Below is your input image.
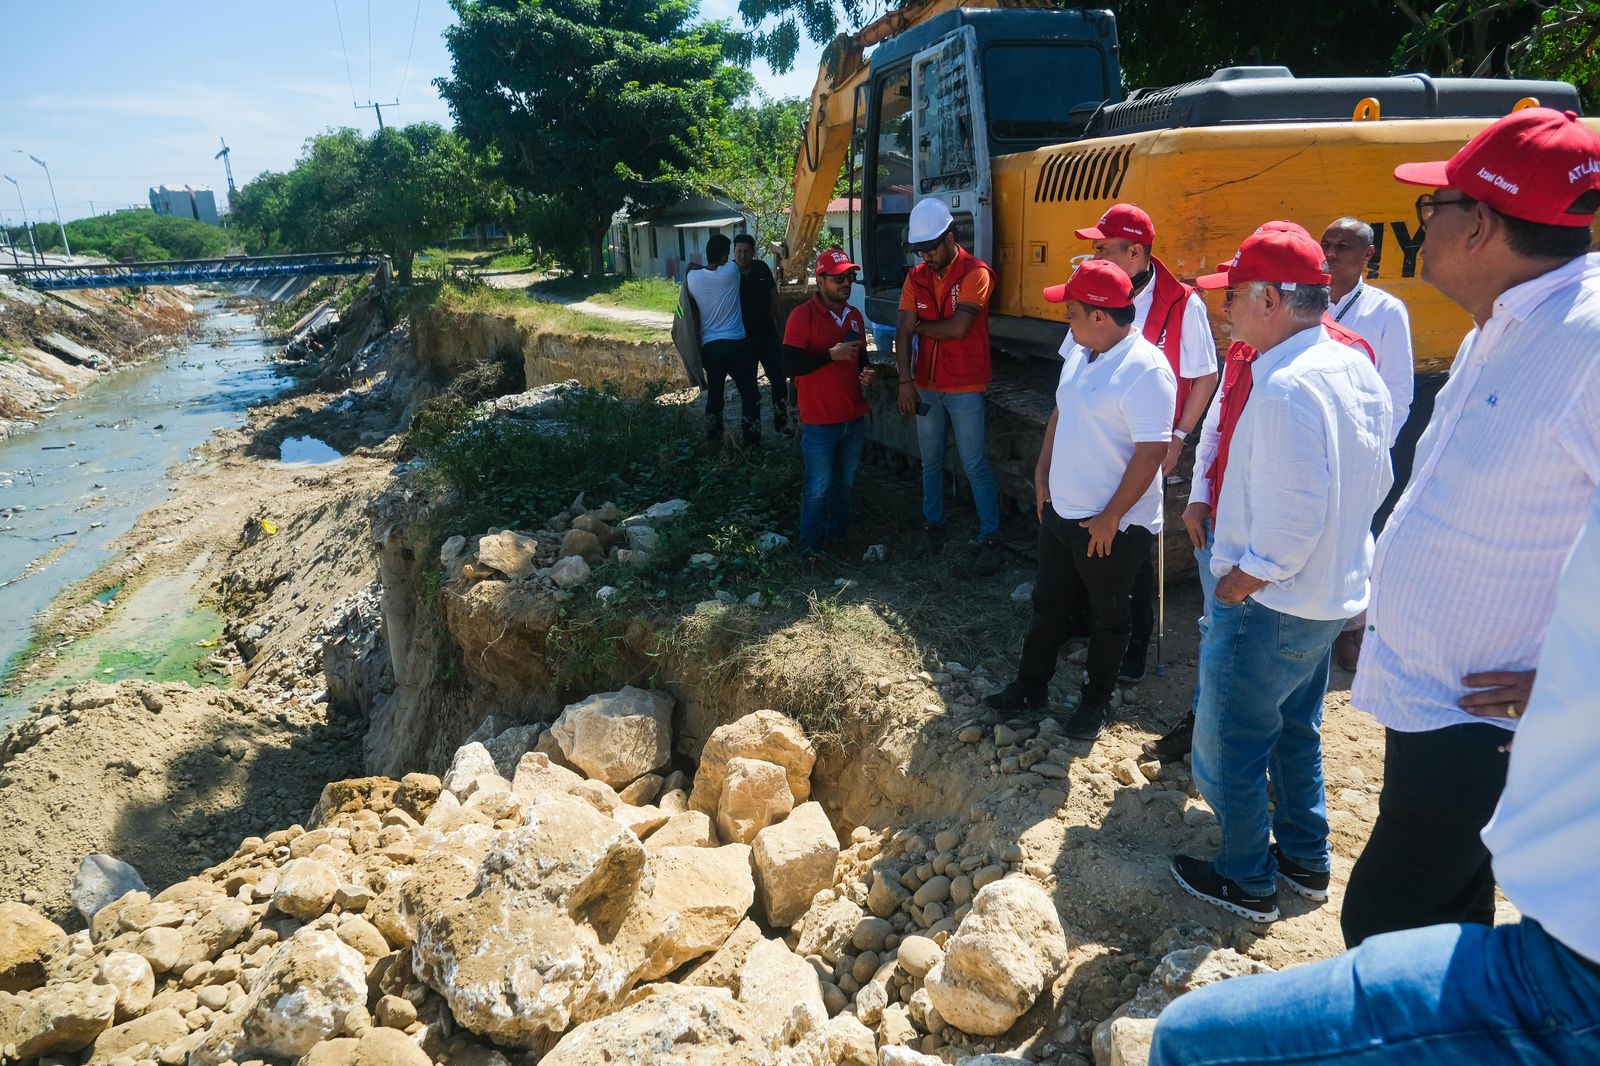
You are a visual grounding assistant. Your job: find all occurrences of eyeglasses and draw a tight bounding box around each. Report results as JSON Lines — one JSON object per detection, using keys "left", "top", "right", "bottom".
{"left": 1222, "top": 288, "right": 1240, "bottom": 307}
{"left": 822, "top": 271, "right": 857, "bottom": 284}
{"left": 1415, "top": 193, "right": 1478, "bottom": 227}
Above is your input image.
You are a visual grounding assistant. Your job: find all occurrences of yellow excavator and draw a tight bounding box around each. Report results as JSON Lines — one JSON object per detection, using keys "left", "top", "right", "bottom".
{"left": 779, "top": 0, "right": 1590, "bottom": 372}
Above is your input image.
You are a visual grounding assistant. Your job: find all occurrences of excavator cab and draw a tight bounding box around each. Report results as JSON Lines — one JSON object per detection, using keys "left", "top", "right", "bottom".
{"left": 858, "top": 8, "right": 1121, "bottom": 327}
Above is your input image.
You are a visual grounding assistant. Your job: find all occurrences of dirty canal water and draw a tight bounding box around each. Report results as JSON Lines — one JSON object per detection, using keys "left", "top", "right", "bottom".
{"left": 278, "top": 435, "right": 344, "bottom": 465}
{"left": 0, "top": 302, "right": 287, "bottom": 730}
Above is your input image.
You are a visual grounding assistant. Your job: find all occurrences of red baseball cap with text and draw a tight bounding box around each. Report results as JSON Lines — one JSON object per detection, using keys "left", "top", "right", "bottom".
{"left": 1394, "top": 107, "right": 1600, "bottom": 227}
{"left": 1195, "top": 229, "right": 1331, "bottom": 290}
{"left": 1044, "top": 259, "right": 1135, "bottom": 307}
{"left": 1075, "top": 203, "right": 1155, "bottom": 245}
{"left": 815, "top": 249, "right": 860, "bottom": 276}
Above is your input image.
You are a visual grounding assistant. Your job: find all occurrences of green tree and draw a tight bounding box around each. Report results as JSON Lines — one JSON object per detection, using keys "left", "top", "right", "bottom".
{"left": 61, "top": 209, "right": 233, "bottom": 262}
{"left": 701, "top": 95, "right": 808, "bottom": 250}
{"left": 438, "top": 0, "right": 752, "bottom": 276}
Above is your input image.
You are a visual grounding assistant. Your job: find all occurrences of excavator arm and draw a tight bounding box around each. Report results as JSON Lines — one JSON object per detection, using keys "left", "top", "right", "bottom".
{"left": 777, "top": 0, "right": 1014, "bottom": 283}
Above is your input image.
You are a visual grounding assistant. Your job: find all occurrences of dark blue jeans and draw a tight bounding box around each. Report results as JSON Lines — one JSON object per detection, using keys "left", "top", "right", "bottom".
{"left": 1193, "top": 594, "right": 1344, "bottom": 894}
{"left": 798, "top": 417, "right": 866, "bottom": 554}
{"left": 1152, "top": 918, "right": 1600, "bottom": 1064}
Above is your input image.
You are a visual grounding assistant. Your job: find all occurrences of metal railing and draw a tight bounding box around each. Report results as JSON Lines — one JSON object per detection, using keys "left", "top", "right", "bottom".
{"left": 0, "top": 252, "right": 385, "bottom": 291}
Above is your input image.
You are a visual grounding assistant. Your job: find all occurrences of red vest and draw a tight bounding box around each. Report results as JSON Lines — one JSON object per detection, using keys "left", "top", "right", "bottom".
{"left": 1140, "top": 257, "right": 1196, "bottom": 419}
{"left": 785, "top": 297, "right": 869, "bottom": 426}
{"left": 907, "top": 247, "right": 993, "bottom": 391}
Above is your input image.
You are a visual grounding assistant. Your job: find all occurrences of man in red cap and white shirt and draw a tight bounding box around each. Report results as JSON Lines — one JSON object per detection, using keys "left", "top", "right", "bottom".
{"left": 1171, "top": 227, "right": 1391, "bottom": 923}
{"left": 985, "top": 260, "right": 1175, "bottom": 740}
{"left": 1078, "top": 204, "right": 1220, "bottom": 683}
{"left": 1342, "top": 107, "right": 1600, "bottom": 950}
{"left": 782, "top": 249, "right": 876, "bottom": 562}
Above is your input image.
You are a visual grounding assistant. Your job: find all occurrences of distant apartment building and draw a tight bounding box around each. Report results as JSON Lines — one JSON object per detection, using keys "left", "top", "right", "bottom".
{"left": 149, "top": 184, "right": 220, "bottom": 227}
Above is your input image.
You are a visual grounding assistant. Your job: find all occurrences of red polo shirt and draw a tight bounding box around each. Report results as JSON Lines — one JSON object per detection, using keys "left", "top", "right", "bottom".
{"left": 784, "top": 296, "right": 869, "bottom": 426}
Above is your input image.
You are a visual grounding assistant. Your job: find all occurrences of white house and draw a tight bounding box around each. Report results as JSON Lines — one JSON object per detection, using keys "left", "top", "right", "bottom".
{"left": 610, "top": 194, "right": 754, "bottom": 281}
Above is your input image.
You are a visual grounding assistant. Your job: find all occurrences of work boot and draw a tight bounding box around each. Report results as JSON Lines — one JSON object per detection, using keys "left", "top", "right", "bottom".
{"left": 1061, "top": 697, "right": 1113, "bottom": 742}
{"left": 984, "top": 682, "right": 1047, "bottom": 713}
{"left": 974, "top": 537, "right": 1005, "bottom": 576}
{"left": 1332, "top": 629, "right": 1363, "bottom": 672}
{"left": 1118, "top": 644, "right": 1148, "bottom": 684}
{"left": 1142, "top": 711, "right": 1194, "bottom": 762}
{"left": 923, "top": 524, "right": 948, "bottom": 556}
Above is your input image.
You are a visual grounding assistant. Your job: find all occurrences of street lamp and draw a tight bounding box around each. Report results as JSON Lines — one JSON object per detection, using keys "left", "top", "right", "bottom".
{"left": 2, "top": 175, "right": 40, "bottom": 265}
{"left": 20, "top": 152, "right": 70, "bottom": 257}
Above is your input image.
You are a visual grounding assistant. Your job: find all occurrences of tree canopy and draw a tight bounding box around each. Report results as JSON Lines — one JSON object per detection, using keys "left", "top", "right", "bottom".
{"left": 22, "top": 211, "right": 234, "bottom": 262}
{"left": 699, "top": 95, "right": 809, "bottom": 251}
{"left": 437, "top": 0, "right": 753, "bottom": 276}
{"left": 230, "top": 123, "right": 488, "bottom": 282}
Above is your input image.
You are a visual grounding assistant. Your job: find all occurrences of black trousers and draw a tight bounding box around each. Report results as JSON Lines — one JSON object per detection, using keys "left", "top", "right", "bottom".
{"left": 1128, "top": 549, "right": 1155, "bottom": 659}
{"left": 1341, "top": 723, "right": 1511, "bottom": 948}
{"left": 752, "top": 334, "right": 788, "bottom": 427}
{"left": 1017, "top": 510, "right": 1151, "bottom": 706}
{"left": 701, "top": 339, "right": 760, "bottom": 440}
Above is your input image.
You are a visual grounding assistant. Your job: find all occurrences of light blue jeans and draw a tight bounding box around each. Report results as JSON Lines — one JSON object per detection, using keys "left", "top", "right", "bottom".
{"left": 798, "top": 418, "right": 866, "bottom": 554}
{"left": 1192, "top": 594, "right": 1344, "bottom": 893}
{"left": 1151, "top": 918, "right": 1600, "bottom": 1064}
{"left": 1189, "top": 522, "right": 1217, "bottom": 716}
{"left": 915, "top": 388, "right": 1000, "bottom": 539}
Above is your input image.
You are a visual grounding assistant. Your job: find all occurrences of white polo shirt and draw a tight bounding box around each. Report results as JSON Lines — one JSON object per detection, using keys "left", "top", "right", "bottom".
{"left": 1132, "top": 283, "right": 1219, "bottom": 382}
{"left": 685, "top": 262, "right": 746, "bottom": 344}
{"left": 1329, "top": 280, "right": 1414, "bottom": 444}
{"left": 1210, "top": 325, "right": 1393, "bottom": 620}
{"left": 1049, "top": 330, "right": 1176, "bottom": 533}
{"left": 1481, "top": 488, "right": 1600, "bottom": 965}
{"left": 1355, "top": 253, "right": 1600, "bottom": 734}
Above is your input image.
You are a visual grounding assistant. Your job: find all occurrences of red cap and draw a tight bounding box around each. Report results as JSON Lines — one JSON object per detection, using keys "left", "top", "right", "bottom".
{"left": 1075, "top": 203, "right": 1155, "bottom": 245}
{"left": 1195, "top": 229, "right": 1331, "bottom": 290}
{"left": 815, "top": 249, "right": 860, "bottom": 276}
{"left": 1394, "top": 107, "right": 1600, "bottom": 227}
{"left": 1255, "top": 219, "right": 1310, "bottom": 238}
{"left": 1043, "top": 259, "right": 1136, "bottom": 307}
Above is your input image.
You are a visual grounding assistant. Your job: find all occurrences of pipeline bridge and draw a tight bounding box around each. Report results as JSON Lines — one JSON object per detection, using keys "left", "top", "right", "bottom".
{"left": 0, "top": 252, "right": 387, "bottom": 291}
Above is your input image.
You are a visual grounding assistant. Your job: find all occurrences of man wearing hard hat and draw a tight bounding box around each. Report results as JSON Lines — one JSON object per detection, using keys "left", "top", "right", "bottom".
{"left": 894, "top": 198, "right": 1005, "bottom": 575}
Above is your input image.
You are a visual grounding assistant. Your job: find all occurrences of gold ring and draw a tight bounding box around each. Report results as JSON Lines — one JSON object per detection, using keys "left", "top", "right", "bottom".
{"left": 1506, "top": 704, "right": 1520, "bottom": 719}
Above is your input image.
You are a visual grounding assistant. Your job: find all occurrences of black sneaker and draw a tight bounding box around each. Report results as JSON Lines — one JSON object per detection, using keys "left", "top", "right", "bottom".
{"left": 1271, "top": 844, "right": 1331, "bottom": 902}
{"left": 1118, "top": 647, "right": 1148, "bottom": 684}
{"left": 1142, "top": 712, "right": 1194, "bottom": 762}
{"left": 923, "top": 525, "right": 948, "bottom": 556}
{"left": 984, "top": 682, "right": 1047, "bottom": 712}
{"left": 1170, "top": 854, "right": 1280, "bottom": 923}
{"left": 974, "top": 537, "right": 1005, "bottom": 576}
{"left": 1060, "top": 698, "right": 1113, "bottom": 742}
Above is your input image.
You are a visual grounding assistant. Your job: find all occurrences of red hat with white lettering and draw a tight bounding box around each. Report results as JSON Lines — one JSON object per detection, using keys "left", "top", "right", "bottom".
{"left": 815, "top": 249, "right": 860, "bottom": 276}
{"left": 1075, "top": 203, "right": 1155, "bottom": 245}
{"left": 1394, "top": 107, "right": 1600, "bottom": 227}
{"left": 1043, "top": 259, "right": 1135, "bottom": 306}
{"left": 1194, "top": 229, "right": 1331, "bottom": 290}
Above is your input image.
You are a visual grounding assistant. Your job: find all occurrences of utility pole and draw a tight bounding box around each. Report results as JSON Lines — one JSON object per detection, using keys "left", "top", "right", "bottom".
{"left": 21, "top": 153, "right": 70, "bottom": 258}
{"left": 354, "top": 100, "right": 398, "bottom": 130}
{"left": 2, "top": 212, "right": 19, "bottom": 267}
{"left": 2, "top": 175, "right": 39, "bottom": 264}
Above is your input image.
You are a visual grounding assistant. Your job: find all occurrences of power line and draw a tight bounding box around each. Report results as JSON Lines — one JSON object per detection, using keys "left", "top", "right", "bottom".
{"left": 332, "top": 0, "right": 358, "bottom": 105}
{"left": 397, "top": 0, "right": 424, "bottom": 101}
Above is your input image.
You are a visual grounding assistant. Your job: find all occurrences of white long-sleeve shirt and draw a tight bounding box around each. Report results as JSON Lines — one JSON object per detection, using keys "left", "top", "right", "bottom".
{"left": 1355, "top": 253, "right": 1600, "bottom": 734}
{"left": 1329, "top": 281, "right": 1413, "bottom": 445}
{"left": 1210, "top": 325, "right": 1393, "bottom": 620}
{"left": 1481, "top": 488, "right": 1600, "bottom": 965}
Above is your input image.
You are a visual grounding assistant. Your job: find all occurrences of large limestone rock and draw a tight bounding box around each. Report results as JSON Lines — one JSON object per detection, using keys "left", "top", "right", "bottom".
{"left": 690, "top": 710, "right": 816, "bottom": 816}
{"left": 794, "top": 894, "right": 864, "bottom": 965}
{"left": 95, "top": 951, "right": 154, "bottom": 1021}
{"left": 751, "top": 802, "right": 840, "bottom": 928}
{"left": 442, "top": 742, "right": 500, "bottom": 801}
{"left": 540, "top": 984, "right": 769, "bottom": 1065}
{"left": 484, "top": 723, "right": 543, "bottom": 778}
{"left": 924, "top": 876, "right": 1072, "bottom": 1036}
{"left": 1101, "top": 1016, "right": 1159, "bottom": 1066}
{"left": 84, "top": 1008, "right": 186, "bottom": 1066}
{"left": 0, "top": 902, "right": 65, "bottom": 993}
{"left": 716, "top": 757, "right": 795, "bottom": 845}
{"left": 187, "top": 928, "right": 369, "bottom": 1064}
{"left": 1091, "top": 944, "right": 1274, "bottom": 1065}
{"left": 551, "top": 686, "right": 673, "bottom": 788}
{"left": 510, "top": 751, "right": 587, "bottom": 807}
{"left": 0, "top": 981, "right": 117, "bottom": 1058}
{"left": 477, "top": 530, "right": 540, "bottom": 580}
{"left": 737, "top": 937, "right": 826, "bottom": 1046}
{"left": 776, "top": 1013, "right": 877, "bottom": 1066}
{"left": 629, "top": 845, "right": 756, "bottom": 981}
{"left": 682, "top": 918, "right": 765, "bottom": 992}
{"left": 273, "top": 859, "right": 340, "bottom": 921}
{"left": 71, "top": 854, "right": 147, "bottom": 925}
{"left": 411, "top": 798, "right": 651, "bottom": 1050}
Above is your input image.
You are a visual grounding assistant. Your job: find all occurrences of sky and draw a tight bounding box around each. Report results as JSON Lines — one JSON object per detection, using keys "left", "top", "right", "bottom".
{"left": 0, "top": 0, "right": 822, "bottom": 226}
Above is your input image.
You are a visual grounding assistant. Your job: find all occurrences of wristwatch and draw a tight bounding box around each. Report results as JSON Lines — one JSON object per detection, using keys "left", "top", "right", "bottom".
{"left": 1173, "top": 429, "right": 1194, "bottom": 445}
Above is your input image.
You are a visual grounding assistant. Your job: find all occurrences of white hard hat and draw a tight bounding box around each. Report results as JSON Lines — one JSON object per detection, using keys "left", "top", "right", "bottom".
{"left": 907, "top": 198, "right": 954, "bottom": 246}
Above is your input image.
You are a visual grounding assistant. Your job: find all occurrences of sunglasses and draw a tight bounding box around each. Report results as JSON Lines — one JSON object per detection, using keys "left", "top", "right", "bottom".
{"left": 908, "top": 232, "right": 950, "bottom": 256}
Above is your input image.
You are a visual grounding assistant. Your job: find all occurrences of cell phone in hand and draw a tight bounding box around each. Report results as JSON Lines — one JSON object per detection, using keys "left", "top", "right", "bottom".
{"left": 842, "top": 330, "right": 862, "bottom": 343}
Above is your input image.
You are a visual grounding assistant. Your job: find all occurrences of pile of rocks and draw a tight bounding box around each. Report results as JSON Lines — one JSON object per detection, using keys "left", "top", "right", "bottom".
{"left": 440, "top": 496, "right": 690, "bottom": 597}
{"left": 0, "top": 687, "right": 1084, "bottom": 1065}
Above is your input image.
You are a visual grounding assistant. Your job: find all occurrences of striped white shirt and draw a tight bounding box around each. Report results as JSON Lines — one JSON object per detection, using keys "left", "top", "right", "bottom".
{"left": 1329, "top": 281, "right": 1414, "bottom": 444}
{"left": 1355, "top": 253, "right": 1600, "bottom": 734}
